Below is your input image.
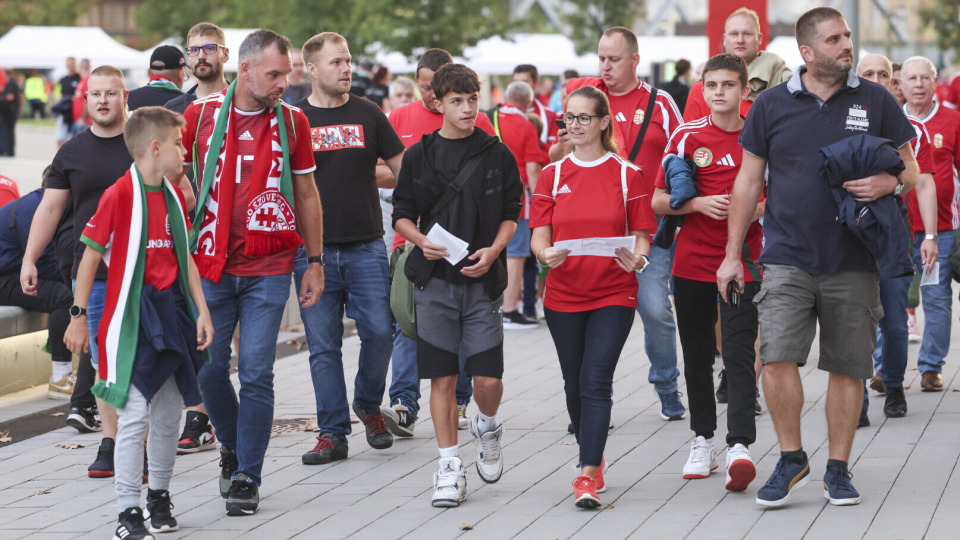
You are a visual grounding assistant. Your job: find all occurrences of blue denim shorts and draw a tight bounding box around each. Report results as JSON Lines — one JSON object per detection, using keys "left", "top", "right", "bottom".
{"left": 506, "top": 218, "right": 531, "bottom": 258}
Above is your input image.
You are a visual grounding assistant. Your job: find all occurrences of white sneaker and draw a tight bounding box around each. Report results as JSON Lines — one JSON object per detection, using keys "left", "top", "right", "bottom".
{"left": 535, "top": 298, "right": 545, "bottom": 320}
{"left": 682, "top": 436, "right": 717, "bottom": 479}
{"left": 457, "top": 403, "right": 469, "bottom": 430}
{"left": 724, "top": 443, "right": 756, "bottom": 491}
{"left": 48, "top": 371, "right": 75, "bottom": 400}
{"left": 907, "top": 310, "right": 921, "bottom": 342}
{"left": 432, "top": 457, "right": 467, "bottom": 507}
{"left": 470, "top": 414, "right": 504, "bottom": 483}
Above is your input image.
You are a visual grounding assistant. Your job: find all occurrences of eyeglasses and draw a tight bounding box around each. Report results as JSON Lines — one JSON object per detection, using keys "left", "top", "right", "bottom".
{"left": 185, "top": 44, "right": 225, "bottom": 57}
{"left": 562, "top": 113, "right": 601, "bottom": 126}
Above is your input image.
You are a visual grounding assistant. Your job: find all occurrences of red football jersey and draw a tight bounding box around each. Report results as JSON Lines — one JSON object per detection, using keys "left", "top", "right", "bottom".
{"left": 530, "top": 152, "right": 657, "bottom": 312}
{"left": 905, "top": 115, "right": 939, "bottom": 232}
{"left": 907, "top": 102, "right": 960, "bottom": 231}
{"left": 566, "top": 78, "right": 682, "bottom": 193}
{"left": 183, "top": 101, "right": 316, "bottom": 276}
{"left": 85, "top": 184, "right": 189, "bottom": 290}
{"left": 655, "top": 116, "right": 763, "bottom": 283}
{"left": 682, "top": 81, "right": 753, "bottom": 124}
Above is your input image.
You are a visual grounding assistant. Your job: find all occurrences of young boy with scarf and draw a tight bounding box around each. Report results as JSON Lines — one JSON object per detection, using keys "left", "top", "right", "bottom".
{"left": 65, "top": 106, "right": 213, "bottom": 540}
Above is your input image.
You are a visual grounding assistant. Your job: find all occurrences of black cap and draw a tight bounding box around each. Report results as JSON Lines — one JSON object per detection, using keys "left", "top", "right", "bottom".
{"left": 150, "top": 45, "right": 186, "bottom": 70}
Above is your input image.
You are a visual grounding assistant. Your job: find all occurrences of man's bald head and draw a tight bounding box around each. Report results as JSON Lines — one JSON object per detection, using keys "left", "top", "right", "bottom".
{"left": 856, "top": 53, "right": 892, "bottom": 89}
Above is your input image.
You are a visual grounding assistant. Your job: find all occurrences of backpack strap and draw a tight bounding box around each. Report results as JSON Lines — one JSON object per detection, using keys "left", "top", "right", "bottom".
{"left": 627, "top": 87, "right": 659, "bottom": 163}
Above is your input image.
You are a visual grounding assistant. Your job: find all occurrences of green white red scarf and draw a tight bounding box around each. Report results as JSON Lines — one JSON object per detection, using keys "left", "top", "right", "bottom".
{"left": 82, "top": 165, "right": 198, "bottom": 409}
{"left": 190, "top": 80, "right": 301, "bottom": 281}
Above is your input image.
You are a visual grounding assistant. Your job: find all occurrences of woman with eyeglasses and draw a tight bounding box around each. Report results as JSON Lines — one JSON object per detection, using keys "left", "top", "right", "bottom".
{"left": 529, "top": 85, "right": 655, "bottom": 508}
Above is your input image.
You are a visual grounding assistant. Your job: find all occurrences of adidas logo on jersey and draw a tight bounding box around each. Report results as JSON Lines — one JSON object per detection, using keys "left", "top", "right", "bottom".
{"left": 239, "top": 130, "right": 254, "bottom": 141}
{"left": 717, "top": 153, "right": 736, "bottom": 167}
{"left": 557, "top": 184, "right": 572, "bottom": 194}
{"left": 615, "top": 112, "right": 627, "bottom": 122}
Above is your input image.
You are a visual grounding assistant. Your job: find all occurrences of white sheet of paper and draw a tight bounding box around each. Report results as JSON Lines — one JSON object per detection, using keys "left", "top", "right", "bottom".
{"left": 552, "top": 236, "right": 635, "bottom": 257}
{"left": 920, "top": 262, "right": 940, "bottom": 287}
{"left": 426, "top": 224, "right": 470, "bottom": 266}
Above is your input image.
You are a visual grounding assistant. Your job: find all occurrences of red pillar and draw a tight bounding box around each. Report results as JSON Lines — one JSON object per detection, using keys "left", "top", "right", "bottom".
{"left": 707, "top": 0, "right": 770, "bottom": 57}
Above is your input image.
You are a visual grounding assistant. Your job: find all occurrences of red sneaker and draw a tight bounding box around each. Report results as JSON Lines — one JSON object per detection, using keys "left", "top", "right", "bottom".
{"left": 572, "top": 475, "right": 601, "bottom": 508}
{"left": 595, "top": 456, "right": 606, "bottom": 493}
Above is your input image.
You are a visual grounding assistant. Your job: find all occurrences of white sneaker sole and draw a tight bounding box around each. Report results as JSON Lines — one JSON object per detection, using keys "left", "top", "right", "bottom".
{"left": 380, "top": 406, "right": 415, "bottom": 437}
{"left": 682, "top": 464, "right": 717, "bottom": 479}
{"left": 824, "top": 489, "right": 861, "bottom": 505}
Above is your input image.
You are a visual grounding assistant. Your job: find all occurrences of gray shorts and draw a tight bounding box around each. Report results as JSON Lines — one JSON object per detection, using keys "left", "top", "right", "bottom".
{"left": 414, "top": 278, "right": 504, "bottom": 379}
{"left": 754, "top": 264, "right": 882, "bottom": 379}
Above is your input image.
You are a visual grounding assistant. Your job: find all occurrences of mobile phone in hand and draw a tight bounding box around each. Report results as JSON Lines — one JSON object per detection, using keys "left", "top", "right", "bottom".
{"left": 555, "top": 118, "right": 566, "bottom": 131}
{"left": 727, "top": 282, "right": 741, "bottom": 309}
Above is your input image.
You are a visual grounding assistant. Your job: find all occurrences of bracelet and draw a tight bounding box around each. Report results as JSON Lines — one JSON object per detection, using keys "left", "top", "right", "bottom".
{"left": 535, "top": 248, "right": 549, "bottom": 268}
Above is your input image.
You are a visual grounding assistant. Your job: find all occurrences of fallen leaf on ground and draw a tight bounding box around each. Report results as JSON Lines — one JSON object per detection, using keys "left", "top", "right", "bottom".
{"left": 458, "top": 523, "right": 473, "bottom": 530}
{"left": 35, "top": 490, "right": 51, "bottom": 495}
{"left": 55, "top": 443, "right": 85, "bottom": 449}
{"left": 350, "top": 420, "right": 360, "bottom": 424}
{"left": 303, "top": 417, "right": 320, "bottom": 432}
{"left": 51, "top": 412, "right": 65, "bottom": 417}
{"left": 0, "top": 429, "right": 12, "bottom": 443}
{"left": 606, "top": 503, "right": 615, "bottom": 509}
{"left": 558, "top": 441, "right": 576, "bottom": 446}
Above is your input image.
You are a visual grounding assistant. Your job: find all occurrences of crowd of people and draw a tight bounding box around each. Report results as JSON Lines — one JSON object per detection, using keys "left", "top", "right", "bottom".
{"left": 0, "top": 4, "right": 953, "bottom": 538}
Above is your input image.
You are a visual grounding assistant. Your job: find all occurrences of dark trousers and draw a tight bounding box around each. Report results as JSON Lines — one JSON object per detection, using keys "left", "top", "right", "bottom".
{"left": 522, "top": 256, "right": 537, "bottom": 317}
{"left": 0, "top": 273, "right": 72, "bottom": 363}
{"left": 545, "top": 305, "right": 633, "bottom": 467}
{"left": 0, "top": 105, "right": 16, "bottom": 155}
{"left": 673, "top": 277, "right": 759, "bottom": 446}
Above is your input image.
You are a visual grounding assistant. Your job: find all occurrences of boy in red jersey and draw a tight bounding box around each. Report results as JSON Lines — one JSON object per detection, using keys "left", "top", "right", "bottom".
{"left": 652, "top": 53, "right": 762, "bottom": 492}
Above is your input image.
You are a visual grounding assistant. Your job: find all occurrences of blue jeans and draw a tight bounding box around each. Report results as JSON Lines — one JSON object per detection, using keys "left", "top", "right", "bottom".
{"left": 293, "top": 242, "right": 394, "bottom": 440}
{"left": 545, "top": 305, "right": 634, "bottom": 468}
{"left": 389, "top": 330, "right": 421, "bottom": 418}
{"left": 635, "top": 243, "right": 681, "bottom": 394}
{"left": 74, "top": 279, "right": 106, "bottom": 368}
{"left": 198, "top": 273, "right": 290, "bottom": 486}
{"left": 913, "top": 231, "right": 954, "bottom": 374}
{"left": 872, "top": 274, "right": 912, "bottom": 387}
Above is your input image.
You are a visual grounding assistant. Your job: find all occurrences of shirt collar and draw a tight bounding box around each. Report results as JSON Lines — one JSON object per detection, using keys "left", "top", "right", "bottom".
{"left": 787, "top": 65, "right": 860, "bottom": 96}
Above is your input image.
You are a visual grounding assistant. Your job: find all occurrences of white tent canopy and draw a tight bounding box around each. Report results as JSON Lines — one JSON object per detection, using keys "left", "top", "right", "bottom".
{"left": 464, "top": 34, "right": 598, "bottom": 76}
{"left": 0, "top": 26, "right": 144, "bottom": 70}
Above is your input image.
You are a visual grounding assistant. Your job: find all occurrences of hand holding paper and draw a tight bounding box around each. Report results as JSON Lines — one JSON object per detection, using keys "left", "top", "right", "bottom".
{"left": 426, "top": 224, "right": 470, "bottom": 266}
{"left": 552, "top": 236, "right": 635, "bottom": 257}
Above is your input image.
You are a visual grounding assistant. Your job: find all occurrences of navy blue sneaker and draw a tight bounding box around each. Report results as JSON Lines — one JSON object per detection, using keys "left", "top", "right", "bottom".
{"left": 658, "top": 390, "right": 686, "bottom": 421}
{"left": 823, "top": 466, "right": 861, "bottom": 505}
{"left": 756, "top": 452, "right": 810, "bottom": 507}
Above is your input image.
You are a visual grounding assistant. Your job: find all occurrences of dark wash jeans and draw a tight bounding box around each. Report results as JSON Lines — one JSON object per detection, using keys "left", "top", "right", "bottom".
{"left": 545, "top": 305, "right": 633, "bottom": 468}
{"left": 673, "top": 277, "right": 759, "bottom": 447}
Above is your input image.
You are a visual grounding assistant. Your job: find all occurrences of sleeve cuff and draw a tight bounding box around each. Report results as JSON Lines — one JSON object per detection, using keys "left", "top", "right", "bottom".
{"left": 79, "top": 235, "right": 106, "bottom": 254}
{"left": 292, "top": 166, "right": 317, "bottom": 175}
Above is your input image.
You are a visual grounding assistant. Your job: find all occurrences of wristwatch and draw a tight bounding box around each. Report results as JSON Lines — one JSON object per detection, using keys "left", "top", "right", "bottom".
{"left": 69, "top": 305, "right": 87, "bottom": 318}
{"left": 893, "top": 175, "right": 904, "bottom": 197}
{"left": 637, "top": 254, "right": 651, "bottom": 273}
{"left": 307, "top": 254, "right": 325, "bottom": 265}
{"left": 925, "top": 234, "right": 939, "bottom": 242}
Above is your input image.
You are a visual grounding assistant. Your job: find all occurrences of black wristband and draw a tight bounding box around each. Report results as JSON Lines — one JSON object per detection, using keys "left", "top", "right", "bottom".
{"left": 307, "top": 254, "right": 325, "bottom": 265}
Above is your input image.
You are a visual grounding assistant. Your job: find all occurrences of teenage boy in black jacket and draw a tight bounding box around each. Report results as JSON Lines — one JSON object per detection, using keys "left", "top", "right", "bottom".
{"left": 392, "top": 63, "right": 523, "bottom": 508}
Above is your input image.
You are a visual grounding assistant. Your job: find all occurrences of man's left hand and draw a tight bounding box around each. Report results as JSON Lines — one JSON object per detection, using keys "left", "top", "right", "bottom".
{"left": 843, "top": 171, "right": 898, "bottom": 202}
{"left": 461, "top": 246, "right": 500, "bottom": 278}
{"left": 299, "top": 265, "right": 325, "bottom": 308}
{"left": 920, "top": 238, "right": 939, "bottom": 270}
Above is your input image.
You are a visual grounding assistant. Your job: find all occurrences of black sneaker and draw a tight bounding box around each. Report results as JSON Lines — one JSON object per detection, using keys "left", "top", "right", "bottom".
{"left": 883, "top": 386, "right": 907, "bottom": 418}
{"left": 88, "top": 437, "right": 115, "bottom": 478}
{"left": 219, "top": 446, "right": 238, "bottom": 498}
{"left": 145, "top": 488, "right": 178, "bottom": 533}
{"left": 302, "top": 433, "right": 349, "bottom": 465}
{"left": 716, "top": 370, "right": 728, "bottom": 403}
{"left": 381, "top": 400, "right": 416, "bottom": 437}
{"left": 66, "top": 405, "right": 101, "bottom": 433}
{"left": 503, "top": 310, "right": 538, "bottom": 330}
{"left": 225, "top": 473, "right": 259, "bottom": 516}
{"left": 353, "top": 405, "right": 393, "bottom": 449}
{"left": 177, "top": 411, "right": 217, "bottom": 454}
{"left": 857, "top": 407, "right": 870, "bottom": 428}
{"left": 114, "top": 507, "right": 154, "bottom": 540}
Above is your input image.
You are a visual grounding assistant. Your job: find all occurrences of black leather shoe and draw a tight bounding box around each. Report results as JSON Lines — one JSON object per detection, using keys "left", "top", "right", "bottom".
{"left": 857, "top": 407, "right": 870, "bottom": 428}
{"left": 883, "top": 386, "right": 907, "bottom": 418}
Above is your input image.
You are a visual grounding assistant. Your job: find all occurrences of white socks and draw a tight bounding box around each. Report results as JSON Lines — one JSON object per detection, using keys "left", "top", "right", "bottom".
{"left": 477, "top": 412, "right": 497, "bottom": 434}
{"left": 439, "top": 445, "right": 459, "bottom": 459}
{"left": 51, "top": 361, "right": 72, "bottom": 381}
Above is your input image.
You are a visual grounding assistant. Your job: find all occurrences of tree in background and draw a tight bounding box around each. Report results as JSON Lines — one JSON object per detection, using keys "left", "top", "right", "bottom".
{"left": 919, "top": 0, "right": 960, "bottom": 61}
{"left": 135, "top": 0, "right": 516, "bottom": 59}
{"left": 565, "top": 0, "right": 644, "bottom": 54}
{"left": 0, "top": 0, "right": 96, "bottom": 35}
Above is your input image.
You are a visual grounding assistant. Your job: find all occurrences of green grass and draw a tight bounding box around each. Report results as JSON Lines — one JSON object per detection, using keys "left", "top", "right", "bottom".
{"left": 19, "top": 118, "right": 56, "bottom": 127}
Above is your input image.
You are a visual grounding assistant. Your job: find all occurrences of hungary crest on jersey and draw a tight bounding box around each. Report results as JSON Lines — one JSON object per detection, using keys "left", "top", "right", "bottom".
{"left": 693, "top": 147, "right": 713, "bottom": 167}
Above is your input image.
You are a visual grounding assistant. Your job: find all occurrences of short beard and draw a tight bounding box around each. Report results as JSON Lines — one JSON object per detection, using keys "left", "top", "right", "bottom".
{"left": 193, "top": 65, "right": 223, "bottom": 83}
{"left": 812, "top": 51, "right": 850, "bottom": 85}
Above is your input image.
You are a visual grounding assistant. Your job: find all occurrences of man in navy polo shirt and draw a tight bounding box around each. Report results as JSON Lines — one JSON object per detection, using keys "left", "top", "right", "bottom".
{"left": 717, "top": 7, "right": 919, "bottom": 508}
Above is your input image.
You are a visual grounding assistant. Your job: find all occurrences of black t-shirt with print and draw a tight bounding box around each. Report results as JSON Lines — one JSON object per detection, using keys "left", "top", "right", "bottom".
{"left": 46, "top": 128, "right": 133, "bottom": 279}
{"left": 294, "top": 94, "right": 405, "bottom": 244}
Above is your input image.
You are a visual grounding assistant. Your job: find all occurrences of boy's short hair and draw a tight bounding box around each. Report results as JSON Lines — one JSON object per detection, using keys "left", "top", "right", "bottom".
{"left": 431, "top": 64, "right": 480, "bottom": 101}
{"left": 124, "top": 106, "right": 185, "bottom": 158}
{"left": 702, "top": 53, "right": 748, "bottom": 87}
